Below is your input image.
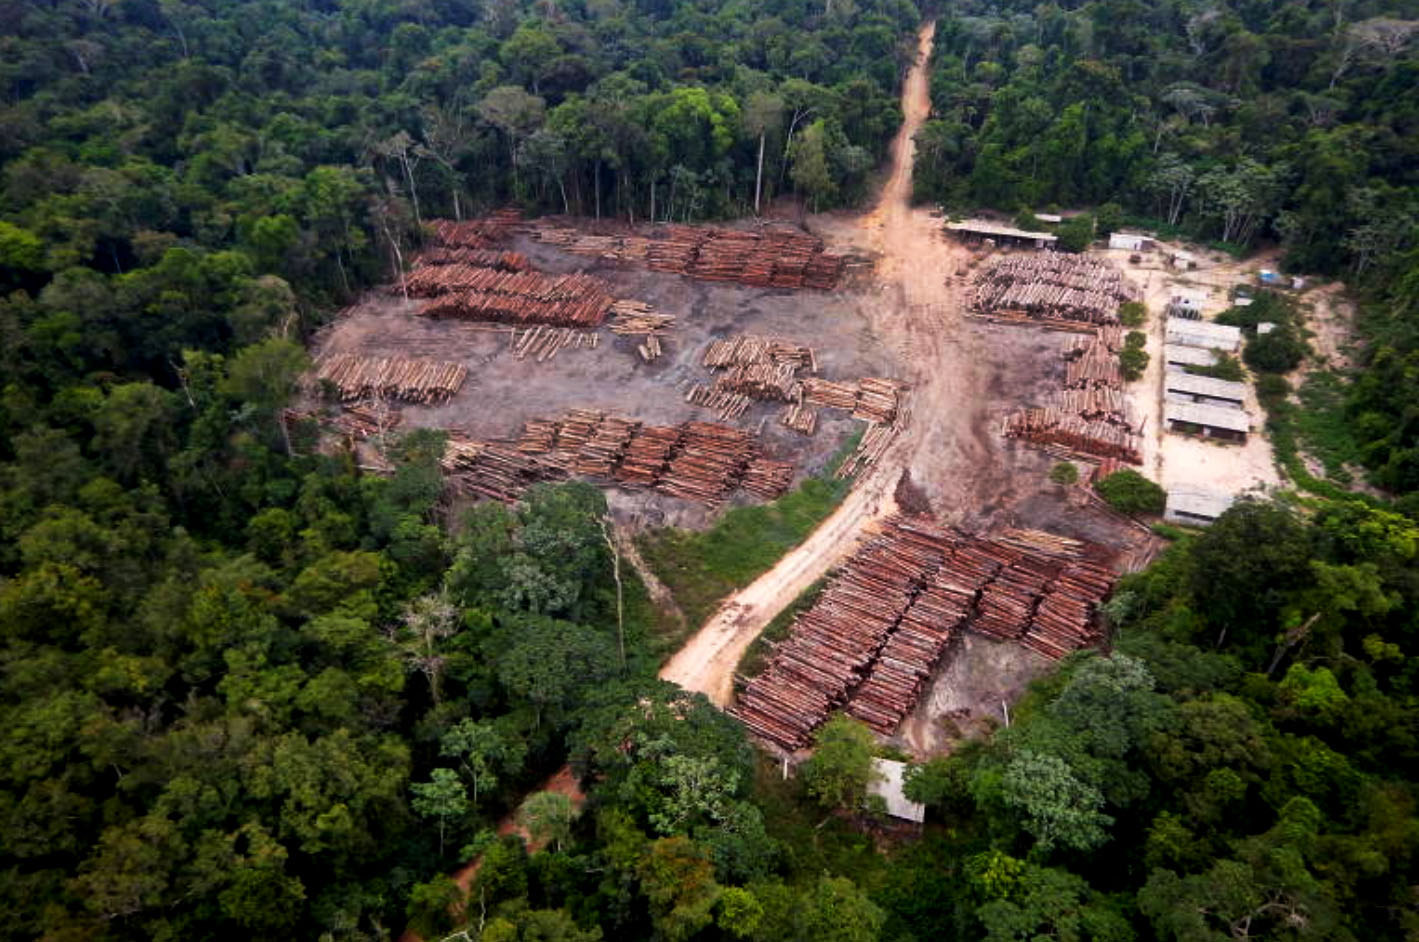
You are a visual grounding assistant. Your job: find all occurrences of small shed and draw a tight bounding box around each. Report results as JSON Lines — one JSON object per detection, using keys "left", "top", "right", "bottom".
{"left": 1168, "top": 249, "right": 1201, "bottom": 270}
{"left": 1166, "top": 319, "right": 1242, "bottom": 353}
{"left": 1164, "top": 487, "right": 1236, "bottom": 526}
{"left": 1165, "top": 401, "right": 1250, "bottom": 442}
{"left": 1165, "top": 372, "right": 1248, "bottom": 409}
{"left": 1034, "top": 212, "right": 1063, "bottom": 224}
{"left": 1164, "top": 343, "right": 1219, "bottom": 372}
{"left": 1109, "top": 231, "right": 1151, "bottom": 252}
{"left": 869, "top": 759, "right": 925, "bottom": 824}
{"left": 946, "top": 219, "right": 1058, "bottom": 249}
{"left": 1257, "top": 322, "right": 1277, "bottom": 335}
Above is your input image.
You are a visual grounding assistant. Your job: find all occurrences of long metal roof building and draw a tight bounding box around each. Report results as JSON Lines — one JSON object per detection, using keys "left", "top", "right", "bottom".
{"left": 1165, "top": 400, "right": 1251, "bottom": 435}
{"left": 1164, "top": 344, "right": 1219, "bottom": 369}
{"left": 1165, "top": 487, "right": 1236, "bottom": 525}
{"left": 1164, "top": 372, "right": 1248, "bottom": 408}
{"left": 1166, "top": 319, "right": 1242, "bottom": 352}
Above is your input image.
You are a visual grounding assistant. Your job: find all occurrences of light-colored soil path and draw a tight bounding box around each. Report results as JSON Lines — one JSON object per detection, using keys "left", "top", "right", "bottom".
{"left": 660, "top": 19, "right": 1002, "bottom": 706}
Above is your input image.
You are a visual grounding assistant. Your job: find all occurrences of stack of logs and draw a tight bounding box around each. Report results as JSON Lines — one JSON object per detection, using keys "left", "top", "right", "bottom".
{"left": 314, "top": 354, "right": 468, "bottom": 404}
{"left": 731, "top": 515, "right": 1116, "bottom": 750}
{"left": 802, "top": 377, "right": 904, "bottom": 425}
{"left": 508, "top": 410, "right": 794, "bottom": 504}
{"left": 690, "top": 334, "right": 819, "bottom": 421}
{"left": 510, "top": 325, "right": 599, "bottom": 362}
{"left": 1002, "top": 328, "right": 1141, "bottom": 463}
{"left": 412, "top": 268, "right": 614, "bottom": 329}
{"left": 442, "top": 438, "right": 567, "bottom": 503}
{"left": 971, "top": 253, "right": 1140, "bottom": 326}
{"left": 414, "top": 246, "right": 530, "bottom": 271}
{"left": 528, "top": 219, "right": 847, "bottom": 290}
{"left": 426, "top": 211, "right": 522, "bottom": 249}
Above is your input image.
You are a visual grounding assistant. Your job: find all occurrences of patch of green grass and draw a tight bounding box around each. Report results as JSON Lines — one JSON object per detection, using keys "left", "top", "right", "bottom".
{"left": 636, "top": 431, "right": 861, "bottom": 634}
{"left": 736, "top": 578, "right": 827, "bottom": 680}
{"left": 1293, "top": 371, "right": 1363, "bottom": 484}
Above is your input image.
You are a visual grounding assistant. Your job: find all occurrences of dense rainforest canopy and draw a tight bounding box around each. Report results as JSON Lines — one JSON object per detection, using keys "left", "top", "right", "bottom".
{"left": 2, "top": 0, "right": 1419, "bottom": 940}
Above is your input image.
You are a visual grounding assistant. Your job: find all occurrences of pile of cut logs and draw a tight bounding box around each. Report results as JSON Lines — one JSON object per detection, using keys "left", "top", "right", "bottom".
{"left": 527, "top": 218, "right": 847, "bottom": 290}
{"left": 507, "top": 409, "right": 793, "bottom": 504}
{"left": 686, "top": 384, "right": 753, "bottom": 420}
{"left": 702, "top": 335, "right": 816, "bottom": 373}
{"left": 835, "top": 421, "right": 898, "bottom": 479}
{"left": 510, "top": 325, "right": 599, "bottom": 362}
{"left": 731, "top": 515, "right": 1118, "bottom": 750}
{"left": 415, "top": 246, "right": 530, "bottom": 271}
{"left": 1002, "top": 324, "right": 1142, "bottom": 462}
{"left": 780, "top": 401, "right": 818, "bottom": 435}
{"left": 1002, "top": 408, "right": 1143, "bottom": 463}
{"left": 803, "top": 377, "right": 903, "bottom": 424}
{"left": 410, "top": 267, "right": 614, "bottom": 329}
{"left": 314, "top": 354, "right": 468, "bottom": 404}
{"left": 426, "top": 212, "right": 521, "bottom": 249}
{"left": 971, "top": 253, "right": 1141, "bottom": 325}
{"left": 442, "top": 438, "right": 567, "bottom": 503}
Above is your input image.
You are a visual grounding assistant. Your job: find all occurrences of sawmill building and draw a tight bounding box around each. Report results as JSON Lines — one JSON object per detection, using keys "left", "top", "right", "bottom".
{"left": 1165, "top": 372, "right": 1248, "bottom": 409}
{"left": 945, "top": 219, "right": 1058, "bottom": 248}
{"left": 1164, "top": 401, "right": 1249, "bottom": 442}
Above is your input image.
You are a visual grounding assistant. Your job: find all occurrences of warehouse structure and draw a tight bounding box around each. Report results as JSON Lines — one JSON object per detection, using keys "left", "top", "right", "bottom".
{"left": 946, "top": 219, "right": 1058, "bottom": 248}
{"left": 1166, "top": 319, "right": 1242, "bottom": 353}
{"left": 1164, "top": 343, "right": 1219, "bottom": 371}
{"left": 1165, "top": 372, "right": 1248, "bottom": 409}
{"left": 1164, "top": 401, "right": 1249, "bottom": 442}
{"left": 1164, "top": 487, "right": 1236, "bottom": 526}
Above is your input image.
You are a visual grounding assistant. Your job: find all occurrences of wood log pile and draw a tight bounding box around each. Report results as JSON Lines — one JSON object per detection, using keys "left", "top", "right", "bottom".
{"left": 314, "top": 354, "right": 468, "bottom": 404}
{"left": 411, "top": 267, "right": 614, "bottom": 328}
{"left": 1002, "top": 408, "right": 1143, "bottom": 463}
{"left": 686, "top": 383, "right": 753, "bottom": 421}
{"left": 835, "top": 421, "right": 898, "bottom": 479}
{"left": 415, "top": 246, "right": 530, "bottom": 271}
{"left": 442, "top": 438, "right": 567, "bottom": 503}
{"left": 803, "top": 377, "right": 903, "bottom": 424}
{"left": 658, "top": 421, "right": 759, "bottom": 503}
{"left": 609, "top": 300, "right": 674, "bottom": 335}
{"left": 510, "top": 410, "right": 793, "bottom": 504}
{"left": 510, "top": 325, "right": 599, "bottom": 362}
{"left": 732, "top": 515, "right": 1118, "bottom": 750}
{"left": 971, "top": 253, "right": 1140, "bottom": 326}
{"left": 1002, "top": 326, "right": 1141, "bottom": 462}
{"left": 780, "top": 401, "right": 818, "bottom": 435}
{"left": 528, "top": 218, "right": 846, "bottom": 290}
{"left": 427, "top": 212, "right": 522, "bottom": 248}
{"left": 702, "top": 335, "right": 816, "bottom": 373}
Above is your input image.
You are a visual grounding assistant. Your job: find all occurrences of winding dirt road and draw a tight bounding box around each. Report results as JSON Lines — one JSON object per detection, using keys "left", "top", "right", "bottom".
{"left": 660, "top": 21, "right": 1000, "bottom": 707}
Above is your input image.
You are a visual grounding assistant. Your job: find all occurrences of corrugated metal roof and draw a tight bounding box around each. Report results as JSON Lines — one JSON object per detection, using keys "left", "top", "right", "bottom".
{"left": 1165, "top": 372, "right": 1248, "bottom": 403}
{"left": 1165, "top": 401, "right": 1251, "bottom": 433}
{"left": 946, "top": 220, "right": 1058, "bottom": 242}
{"left": 1166, "top": 319, "right": 1242, "bottom": 350}
{"left": 1166, "top": 487, "right": 1235, "bottom": 521}
{"left": 1164, "top": 344, "right": 1218, "bottom": 367}
{"left": 869, "top": 759, "right": 926, "bottom": 823}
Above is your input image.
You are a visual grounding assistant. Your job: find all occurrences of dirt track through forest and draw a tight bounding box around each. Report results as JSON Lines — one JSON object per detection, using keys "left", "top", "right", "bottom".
{"left": 659, "top": 20, "right": 1003, "bottom": 706}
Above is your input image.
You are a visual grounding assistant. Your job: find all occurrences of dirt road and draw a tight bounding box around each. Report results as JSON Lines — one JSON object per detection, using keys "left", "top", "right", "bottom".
{"left": 660, "top": 20, "right": 1004, "bottom": 706}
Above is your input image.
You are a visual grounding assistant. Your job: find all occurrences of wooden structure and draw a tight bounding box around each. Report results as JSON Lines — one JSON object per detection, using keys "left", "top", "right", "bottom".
{"left": 732, "top": 516, "right": 1116, "bottom": 750}
{"left": 947, "top": 219, "right": 1058, "bottom": 248}
{"left": 971, "top": 253, "right": 1140, "bottom": 326}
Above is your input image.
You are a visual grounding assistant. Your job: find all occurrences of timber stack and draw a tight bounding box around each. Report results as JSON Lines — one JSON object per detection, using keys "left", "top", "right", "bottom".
{"left": 686, "top": 384, "right": 753, "bottom": 421}
{"left": 411, "top": 267, "right": 614, "bottom": 328}
{"left": 314, "top": 354, "right": 468, "bottom": 404}
{"left": 528, "top": 218, "right": 846, "bottom": 290}
{"left": 1002, "top": 408, "right": 1143, "bottom": 463}
{"left": 415, "top": 246, "right": 530, "bottom": 271}
{"left": 732, "top": 515, "right": 1117, "bottom": 751}
{"left": 971, "top": 253, "right": 1140, "bottom": 325}
{"left": 508, "top": 410, "right": 793, "bottom": 504}
{"left": 426, "top": 211, "right": 522, "bottom": 249}
{"left": 803, "top": 376, "right": 904, "bottom": 424}
{"left": 441, "top": 438, "right": 567, "bottom": 503}
{"left": 510, "top": 325, "right": 599, "bottom": 362}
{"left": 780, "top": 401, "right": 818, "bottom": 435}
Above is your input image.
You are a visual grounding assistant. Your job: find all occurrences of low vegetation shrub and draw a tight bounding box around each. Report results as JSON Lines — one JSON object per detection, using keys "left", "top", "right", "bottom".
{"left": 1185, "top": 352, "right": 1245, "bottom": 382}
{"left": 1119, "top": 346, "right": 1149, "bottom": 381}
{"left": 1095, "top": 469, "right": 1166, "bottom": 515}
{"left": 1049, "top": 462, "right": 1080, "bottom": 485}
{"left": 1118, "top": 301, "right": 1147, "bottom": 327}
